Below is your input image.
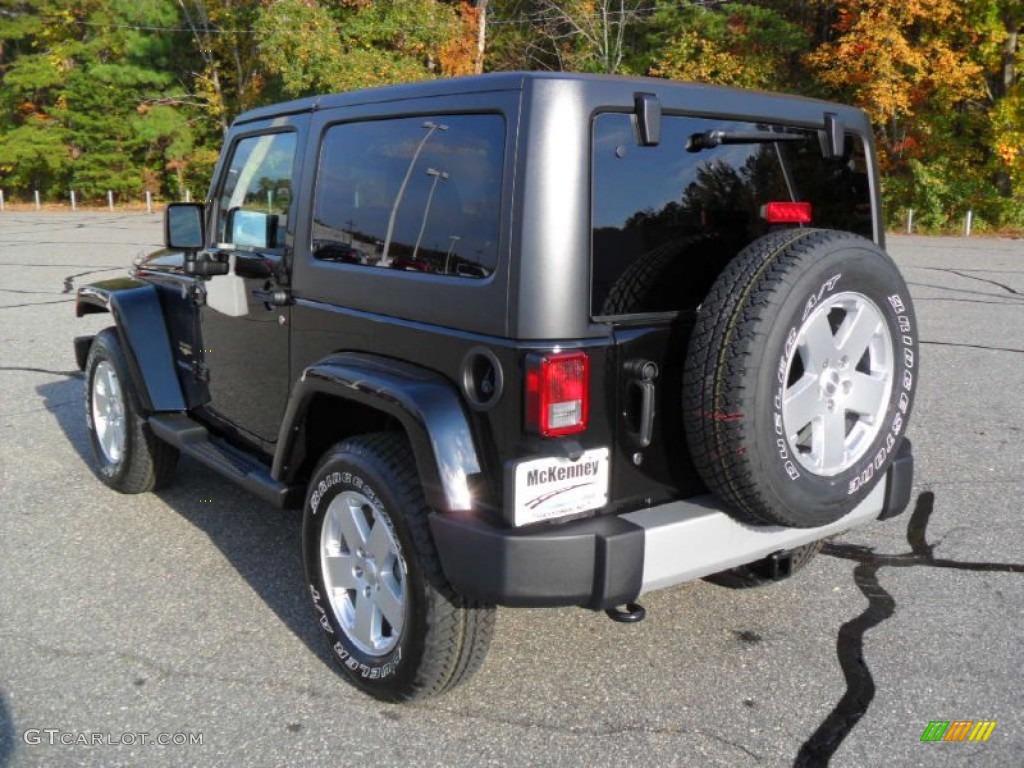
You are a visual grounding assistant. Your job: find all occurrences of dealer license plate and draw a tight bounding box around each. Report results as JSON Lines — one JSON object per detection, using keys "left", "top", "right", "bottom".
{"left": 512, "top": 448, "right": 610, "bottom": 527}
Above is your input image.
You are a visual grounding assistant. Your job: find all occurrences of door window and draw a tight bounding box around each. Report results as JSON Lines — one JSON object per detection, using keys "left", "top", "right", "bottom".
{"left": 215, "top": 132, "right": 297, "bottom": 250}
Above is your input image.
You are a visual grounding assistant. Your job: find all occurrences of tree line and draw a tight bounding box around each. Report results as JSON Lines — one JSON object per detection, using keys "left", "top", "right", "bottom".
{"left": 1, "top": 0, "right": 1020, "bottom": 231}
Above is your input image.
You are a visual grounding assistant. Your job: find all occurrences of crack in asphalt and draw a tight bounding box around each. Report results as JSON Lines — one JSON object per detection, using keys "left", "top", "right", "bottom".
{"left": 915, "top": 296, "right": 1023, "bottom": 307}
{"left": 793, "top": 492, "right": 1022, "bottom": 766}
{"left": 0, "top": 366, "right": 81, "bottom": 377}
{"left": 423, "top": 706, "right": 763, "bottom": 759}
{"left": 0, "top": 633, "right": 326, "bottom": 700}
{"left": 0, "top": 262, "right": 123, "bottom": 269}
{"left": 0, "top": 298, "right": 75, "bottom": 310}
{"left": 920, "top": 340, "right": 1024, "bottom": 354}
{"left": 917, "top": 267, "right": 1023, "bottom": 275}
{"left": 906, "top": 281, "right": 1024, "bottom": 303}
{"left": 931, "top": 268, "right": 1020, "bottom": 296}
{"left": 0, "top": 240, "right": 155, "bottom": 247}
{"left": 3, "top": 398, "right": 79, "bottom": 418}
{"left": 0, "top": 627, "right": 762, "bottom": 757}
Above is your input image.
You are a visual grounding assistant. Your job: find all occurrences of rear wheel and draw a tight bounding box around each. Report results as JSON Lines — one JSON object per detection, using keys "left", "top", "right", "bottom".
{"left": 84, "top": 328, "right": 178, "bottom": 493}
{"left": 683, "top": 229, "right": 918, "bottom": 528}
{"left": 303, "top": 432, "right": 494, "bottom": 701}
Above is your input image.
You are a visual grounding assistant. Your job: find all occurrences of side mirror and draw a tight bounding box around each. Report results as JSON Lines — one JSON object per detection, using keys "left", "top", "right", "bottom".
{"left": 226, "top": 207, "right": 279, "bottom": 250}
{"left": 165, "top": 203, "right": 206, "bottom": 250}
{"left": 166, "top": 202, "right": 227, "bottom": 278}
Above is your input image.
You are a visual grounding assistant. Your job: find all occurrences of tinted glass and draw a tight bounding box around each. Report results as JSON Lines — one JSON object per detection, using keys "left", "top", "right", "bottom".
{"left": 592, "top": 113, "right": 871, "bottom": 316}
{"left": 313, "top": 115, "right": 504, "bottom": 278}
{"left": 216, "top": 132, "right": 296, "bottom": 249}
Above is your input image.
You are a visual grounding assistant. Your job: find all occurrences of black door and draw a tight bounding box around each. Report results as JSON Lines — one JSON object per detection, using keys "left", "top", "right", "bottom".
{"left": 199, "top": 129, "right": 298, "bottom": 445}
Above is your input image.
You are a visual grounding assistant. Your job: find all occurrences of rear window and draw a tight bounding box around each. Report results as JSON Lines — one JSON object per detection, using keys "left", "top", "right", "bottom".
{"left": 312, "top": 114, "right": 504, "bottom": 279}
{"left": 592, "top": 113, "right": 871, "bottom": 316}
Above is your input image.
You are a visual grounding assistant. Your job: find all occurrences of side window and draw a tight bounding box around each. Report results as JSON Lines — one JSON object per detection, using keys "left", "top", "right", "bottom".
{"left": 312, "top": 114, "right": 504, "bottom": 278}
{"left": 591, "top": 113, "right": 870, "bottom": 317}
{"left": 215, "top": 132, "right": 297, "bottom": 250}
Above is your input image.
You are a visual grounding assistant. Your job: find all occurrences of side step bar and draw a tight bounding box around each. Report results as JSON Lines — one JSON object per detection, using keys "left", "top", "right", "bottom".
{"left": 149, "top": 414, "right": 304, "bottom": 509}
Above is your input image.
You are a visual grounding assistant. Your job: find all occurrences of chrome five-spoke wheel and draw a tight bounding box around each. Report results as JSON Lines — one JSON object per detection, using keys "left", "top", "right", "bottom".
{"left": 320, "top": 490, "right": 406, "bottom": 656}
{"left": 91, "top": 359, "right": 127, "bottom": 465}
{"left": 781, "top": 291, "right": 894, "bottom": 476}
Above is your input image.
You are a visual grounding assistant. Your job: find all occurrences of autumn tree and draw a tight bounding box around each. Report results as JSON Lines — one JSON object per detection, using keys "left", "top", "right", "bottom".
{"left": 255, "top": 0, "right": 466, "bottom": 99}
{"left": 486, "top": 0, "right": 651, "bottom": 74}
{"left": 650, "top": 2, "right": 808, "bottom": 90}
{"left": 0, "top": 0, "right": 192, "bottom": 200}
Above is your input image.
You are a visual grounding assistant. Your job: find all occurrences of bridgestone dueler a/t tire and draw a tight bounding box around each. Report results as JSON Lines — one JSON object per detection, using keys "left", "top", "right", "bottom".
{"left": 683, "top": 229, "right": 918, "bottom": 528}
{"left": 302, "top": 432, "right": 495, "bottom": 701}
{"left": 84, "top": 328, "right": 179, "bottom": 493}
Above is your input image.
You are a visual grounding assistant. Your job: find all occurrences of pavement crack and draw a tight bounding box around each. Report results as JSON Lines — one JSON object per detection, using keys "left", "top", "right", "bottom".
{"left": 792, "top": 561, "right": 892, "bottom": 767}
{"left": 794, "top": 492, "right": 1022, "bottom": 766}
{"left": 0, "top": 298, "right": 75, "bottom": 310}
{"left": 0, "top": 366, "right": 81, "bottom": 378}
{"left": 0, "top": 262, "right": 123, "bottom": 269}
{"left": 914, "top": 296, "right": 1022, "bottom": 307}
{"left": 920, "top": 340, "right": 1024, "bottom": 354}
{"left": 906, "top": 280, "right": 1023, "bottom": 303}
{"left": 424, "top": 706, "right": 761, "bottom": 758}
{"left": 943, "top": 269, "right": 1020, "bottom": 296}
{"left": 0, "top": 632, "right": 327, "bottom": 699}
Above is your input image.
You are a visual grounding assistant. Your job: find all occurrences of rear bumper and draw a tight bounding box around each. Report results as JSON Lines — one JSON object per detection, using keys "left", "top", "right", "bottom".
{"left": 430, "top": 440, "right": 914, "bottom": 609}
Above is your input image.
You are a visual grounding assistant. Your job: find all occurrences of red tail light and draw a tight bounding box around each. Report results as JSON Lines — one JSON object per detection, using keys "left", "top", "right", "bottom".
{"left": 525, "top": 351, "right": 590, "bottom": 437}
{"left": 761, "top": 201, "right": 813, "bottom": 224}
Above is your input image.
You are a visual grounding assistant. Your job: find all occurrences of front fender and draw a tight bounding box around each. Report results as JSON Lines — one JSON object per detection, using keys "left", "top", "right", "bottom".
{"left": 76, "top": 279, "right": 185, "bottom": 412}
{"left": 274, "top": 353, "right": 481, "bottom": 513}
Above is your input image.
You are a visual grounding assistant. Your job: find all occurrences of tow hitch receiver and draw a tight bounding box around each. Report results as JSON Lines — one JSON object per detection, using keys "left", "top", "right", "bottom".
{"left": 766, "top": 550, "right": 794, "bottom": 581}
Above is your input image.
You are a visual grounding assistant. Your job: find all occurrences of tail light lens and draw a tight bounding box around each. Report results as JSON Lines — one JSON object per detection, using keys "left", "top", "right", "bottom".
{"left": 761, "top": 201, "right": 813, "bottom": 224}
{"left": 525, "top": 351, "right": 590, "bottom": 437}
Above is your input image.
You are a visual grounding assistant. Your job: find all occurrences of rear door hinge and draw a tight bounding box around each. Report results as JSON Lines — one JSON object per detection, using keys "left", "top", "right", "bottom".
{"left": 193, "top": 361, "right": 210, "bottom": 383}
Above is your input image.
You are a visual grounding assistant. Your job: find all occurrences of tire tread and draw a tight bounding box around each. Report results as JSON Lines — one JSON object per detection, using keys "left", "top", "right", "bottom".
{"left": 323, "top": 432, "right": 494, "bottom": 701}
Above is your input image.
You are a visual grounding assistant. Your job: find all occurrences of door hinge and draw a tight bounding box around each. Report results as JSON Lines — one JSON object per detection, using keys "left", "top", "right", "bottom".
{"left": 192, "top": 282, "right": 206, "bottom": 307}
{"left": 193, "top": 361, "right": 210, "bottom": 383}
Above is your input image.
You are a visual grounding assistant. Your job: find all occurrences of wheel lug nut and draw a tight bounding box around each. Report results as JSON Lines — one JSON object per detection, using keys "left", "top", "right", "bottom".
{"left": 827, "top": 399, "right": 835, "bottom": 410}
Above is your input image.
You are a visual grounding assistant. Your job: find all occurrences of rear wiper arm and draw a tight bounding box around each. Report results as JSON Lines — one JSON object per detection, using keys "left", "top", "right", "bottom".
{"left": 687, "top": 130, "right": 807, "bottom": 153}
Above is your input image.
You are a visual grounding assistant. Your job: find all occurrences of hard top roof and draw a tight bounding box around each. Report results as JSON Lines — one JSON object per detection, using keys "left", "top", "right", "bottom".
{"left": 232, "top": 71, "right": 866, "bottom": 129}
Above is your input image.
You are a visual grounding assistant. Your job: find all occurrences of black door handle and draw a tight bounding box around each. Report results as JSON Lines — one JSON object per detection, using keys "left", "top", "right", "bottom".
{"left": 625, "top": 360, "right": 658, "bottom": 448}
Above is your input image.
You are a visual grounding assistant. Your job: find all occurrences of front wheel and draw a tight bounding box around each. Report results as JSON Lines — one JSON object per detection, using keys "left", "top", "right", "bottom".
{"left": 84, "top": 328, "right": 178, "bottom": 493}
{"left": 302, "top": 432, "right": 494, "bottom": 701}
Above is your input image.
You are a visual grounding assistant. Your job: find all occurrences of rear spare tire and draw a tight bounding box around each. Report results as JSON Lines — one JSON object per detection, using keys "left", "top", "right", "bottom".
{"left": 683, "top": 229, "right": 917, "bottom": 528}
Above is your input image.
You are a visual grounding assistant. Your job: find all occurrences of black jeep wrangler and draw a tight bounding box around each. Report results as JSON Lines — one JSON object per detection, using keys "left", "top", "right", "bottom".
{"left": 75, "top": 72, "right": 917, "bottom": 701}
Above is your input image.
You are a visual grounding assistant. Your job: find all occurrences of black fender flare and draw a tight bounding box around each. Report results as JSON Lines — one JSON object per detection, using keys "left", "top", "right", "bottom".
{"left": 273, "top": 353, "right": 481, "bottom": 513}
{"left": 76, "top": 279, "right": 186, "bottom": 412}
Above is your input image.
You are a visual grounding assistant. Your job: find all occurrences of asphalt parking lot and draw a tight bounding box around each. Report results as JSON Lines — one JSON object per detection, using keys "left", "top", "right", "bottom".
{"left": 1, "top": 213, "right": 1021, "bottom": 767}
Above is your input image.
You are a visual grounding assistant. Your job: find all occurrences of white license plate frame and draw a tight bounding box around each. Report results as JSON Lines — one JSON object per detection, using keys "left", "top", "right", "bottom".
{"left": 511, "top": 448, "right": 610, "bottom": 527}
